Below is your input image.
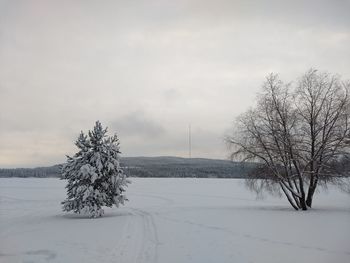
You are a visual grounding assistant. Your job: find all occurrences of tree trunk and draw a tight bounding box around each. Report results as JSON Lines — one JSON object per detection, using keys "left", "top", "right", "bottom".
{"left": 297, "top": 173, "right": 308, "bottom": 210}
{"left": 280, "top": 183, "right": 299, "bottom": 210}
{"left": 299, "top": 191, "right": 308, "bottom": 210}
{"left": 306, "top": 194, "right": 313, "bottom": 207}
{"left": 299, "top": 197, "right": 307, "bottom": 210}
{"left": 306, "top": 183, "right": 317, "bottom": 208}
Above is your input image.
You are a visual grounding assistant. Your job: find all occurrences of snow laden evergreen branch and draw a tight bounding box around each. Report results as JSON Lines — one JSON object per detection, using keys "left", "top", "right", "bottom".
{"left": 61, "top": 121, "right": 130, "bottom": 218}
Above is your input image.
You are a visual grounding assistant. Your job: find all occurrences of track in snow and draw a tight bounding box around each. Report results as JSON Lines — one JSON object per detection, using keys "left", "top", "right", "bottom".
{"left": 1, "top": 178, "right": 349, "bottom": 263}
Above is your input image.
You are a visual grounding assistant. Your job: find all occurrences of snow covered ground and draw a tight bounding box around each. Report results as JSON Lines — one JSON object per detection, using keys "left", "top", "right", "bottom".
{"left": 0, "top": 178, "right": 349, "bottom": 263}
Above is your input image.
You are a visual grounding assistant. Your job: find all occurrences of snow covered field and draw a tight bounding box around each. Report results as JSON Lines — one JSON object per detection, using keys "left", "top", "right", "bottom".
{"left": 0, "top": 178, "right": 349, "bottom": 263}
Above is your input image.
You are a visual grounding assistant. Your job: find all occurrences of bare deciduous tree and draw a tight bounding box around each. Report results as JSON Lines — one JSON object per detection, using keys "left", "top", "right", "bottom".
{"left": 227, "top": 69, "right": 350, "bottom": 210}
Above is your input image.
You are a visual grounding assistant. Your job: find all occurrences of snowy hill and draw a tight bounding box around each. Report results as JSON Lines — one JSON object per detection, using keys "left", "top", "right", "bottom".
{"left": 122, "top": 156, "right": 253, "bottom": 178}
{"left": 0, "top": 157, "right": 253, "bottom": 178}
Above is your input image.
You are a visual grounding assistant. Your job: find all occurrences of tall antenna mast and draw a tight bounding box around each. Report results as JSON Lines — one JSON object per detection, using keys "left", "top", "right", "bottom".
{"left": 189, "top": 124, "right": 192, "bottom": 159}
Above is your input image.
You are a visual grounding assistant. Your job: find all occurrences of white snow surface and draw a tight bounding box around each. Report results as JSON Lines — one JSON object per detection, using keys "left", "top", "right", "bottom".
{"left": 0, "top": 178, "right": 349, "bottom": 263}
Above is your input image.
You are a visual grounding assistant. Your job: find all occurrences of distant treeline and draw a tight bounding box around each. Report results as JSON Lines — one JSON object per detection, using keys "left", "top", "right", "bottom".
{"left": 122, "top": 157, "right": 253, "bottom": 178}
{"left": 0, "top": 157, "right": 254, "bottom": 178}
{"left": 0, "top": 165, "right": 61, "bottom": 178}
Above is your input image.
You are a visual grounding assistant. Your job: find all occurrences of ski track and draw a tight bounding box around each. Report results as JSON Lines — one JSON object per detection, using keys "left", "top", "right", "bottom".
{"left": 112, "top": 193, "right": 166, "bottom": 263}
{"left": 131, "top": 208, "right": 160, "bottom": 263}
{"left": 126, "top": 192, "right": 350, "bottom": 260}
{"left": 1, "top": 178, "right": 349, "bottom": 263}
{"left": 0, "top": 249, "right": 57, "bottom": 263}
{"left": 156, "top": 212, "right": 350, "bottom": 257}
{"left": 116, "top": 208, "right": 159, "bottom": 263}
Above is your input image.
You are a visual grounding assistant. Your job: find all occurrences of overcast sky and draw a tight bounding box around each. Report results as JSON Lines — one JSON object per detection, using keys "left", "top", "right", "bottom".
{"left": 0, "top": 0, "right": 349, "bottom": 168}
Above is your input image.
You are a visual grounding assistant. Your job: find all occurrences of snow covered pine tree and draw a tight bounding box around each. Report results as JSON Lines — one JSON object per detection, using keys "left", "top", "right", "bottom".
{"left": 61, "top": 121, "right": 130, "bottom": 217}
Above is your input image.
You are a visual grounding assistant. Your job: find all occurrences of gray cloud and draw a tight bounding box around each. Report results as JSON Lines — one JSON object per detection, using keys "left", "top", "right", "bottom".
{"left": 111, "top": 111, "right": 166, "bottom": 138}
